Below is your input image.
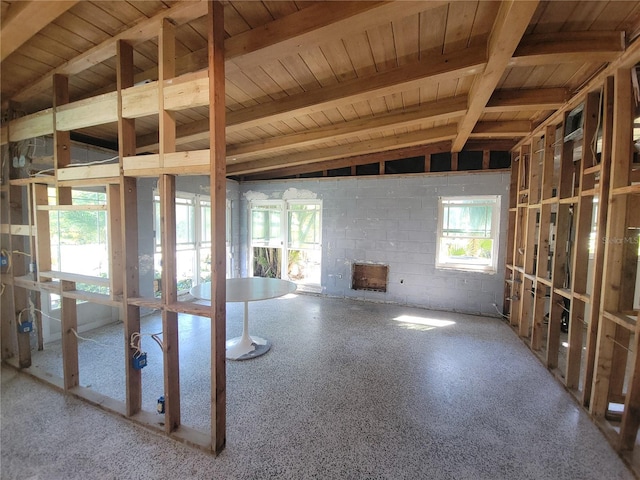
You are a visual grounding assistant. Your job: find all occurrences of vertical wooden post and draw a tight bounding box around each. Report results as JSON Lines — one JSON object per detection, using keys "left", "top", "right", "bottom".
{"left": 591, "top": 68, "right": 633, "bottom": 419}
{"left": 582, "top": 77, "right": 614, "bottom": 407}
{"left": 208, "top": 0, "right": 227, "bottom": 455}
{"left": 160, "top": 174, "right": 180, "bottom": 433}
{"left": 451, "top": 152, "right": 458, "bottom": 171}
{"left": 482, "top": 150, "right": 490, "bottom": 170}
{"left": 424, "top": 154, "right": 431, "bottom": 173}
{"left": 566, "top": 91, "right": 600, "bottom": 390}
{"left": 117, "top": 39, "right": 142, "bottom": 417}
{"left": 158, "top": 18, "right": 180, "bottom": 434}
{"left": 10, "top": 185, "right": 30, "bottom": 368}
{"left": 53, "top": 73, "right": 78, "bottom": 390}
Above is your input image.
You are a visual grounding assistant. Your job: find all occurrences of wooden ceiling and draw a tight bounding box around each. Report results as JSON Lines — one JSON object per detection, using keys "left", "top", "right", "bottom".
{"left": 2, "top": 0, "right": 640, "bottom": 178}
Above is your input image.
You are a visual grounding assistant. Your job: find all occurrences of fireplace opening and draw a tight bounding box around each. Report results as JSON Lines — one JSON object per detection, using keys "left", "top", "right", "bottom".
{"left": 351, "top": 263, "right": 389, "bottom": 292}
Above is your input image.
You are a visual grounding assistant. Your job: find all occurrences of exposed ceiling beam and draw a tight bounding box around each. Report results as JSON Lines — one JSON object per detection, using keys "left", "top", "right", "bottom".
{"left": 1, "top": 1, "right": 79, "bottom": 62}
{"left": 509, "top": 31, "right": 625, "bottom": 67}
{"left": 226, "top": 1, "right": 445, "bottom": 73}
{"left": 11, "top": 0, "right": 208, "bottom": 102}
{"left": 227, "top": 125, "right": 458, "bottom": 175}
{"left": 137, "top": 46, "right": 486, "bottom": 150}
{"left": 452, "top": 0, "right": 539, "bottom": 152}
{"left": 86, "top": 1, "right": 445, "bottom": 99}
{"left": 485, "top": 88, "right": 569, "bottom": 112}
{"left": 226, "top": 96, "right": 467, "bottom": 161}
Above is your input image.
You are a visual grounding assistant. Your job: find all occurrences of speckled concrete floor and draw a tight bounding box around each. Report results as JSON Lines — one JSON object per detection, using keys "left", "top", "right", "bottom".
{"left": 1, "top": 294, "right": 634, "bottom": 479}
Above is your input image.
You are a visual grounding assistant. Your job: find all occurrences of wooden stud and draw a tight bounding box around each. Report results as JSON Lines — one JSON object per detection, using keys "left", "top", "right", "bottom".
{"left": 582, "top": 77, "right": 614, "bottom": 407}
{"left": 482, "top": 150, "right": 490, "bottom": 170}
{"left": 160, "top": 174, "right": 180, "bottom": 434}
{"left": 117, "top": 39, "right": 142, "bottom": 417}
{"left": 450, "top": 152, "right": 458, "bottom": 172}
{"left": 53, "top": 73, "right": 78, "bottom": 390}
{"left": 209, "top": 0, "right": 227, "bottom": 455}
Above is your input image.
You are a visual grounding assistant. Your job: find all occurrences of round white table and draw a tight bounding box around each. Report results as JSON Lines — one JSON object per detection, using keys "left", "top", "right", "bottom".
{"left": 190, "top": 277, "right": 297, "bottom": 360}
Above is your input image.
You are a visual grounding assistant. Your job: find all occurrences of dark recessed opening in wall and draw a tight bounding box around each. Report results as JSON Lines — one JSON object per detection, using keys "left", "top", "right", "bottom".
{"left": 431, "top": 152, "right": 451, "bottom": 172}
{"left": 328, "top": 166, "right": 351, "bottom": 176}
{"left": 351, "top": 263, "right": 389, "bottom": 292}
{"left": 356, "top": 163, "right": 379, "bottom": 175}
{"left": 300, "top": 171, "right": 323, "bottom": 178}
{"left": 385, "top": 156, "right": 424, "bottom": 174}
{"left": 458, "top": 151, "right": 483, "bottom": 170}
{"left": 490, "top": 151, "right": 511, "bottom": 169}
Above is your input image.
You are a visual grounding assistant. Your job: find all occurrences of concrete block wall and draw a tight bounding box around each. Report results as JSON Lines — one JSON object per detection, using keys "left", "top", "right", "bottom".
{"left": 239, "top": 171, "right": 510, "bottom": 317}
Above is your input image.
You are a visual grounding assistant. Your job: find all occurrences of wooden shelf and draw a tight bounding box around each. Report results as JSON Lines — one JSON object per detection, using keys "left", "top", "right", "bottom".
{"left": 536, "top": 277, "right": 552, "bottom": 287}
{"left": 62, "top": 290, "right": 122, "bottom": 307}
{"left": 127, "top": 297, "right": 163, "bottom": 309}
{"left": 603, "top": 310, "right": 637, "bottom": 330}
{"left": 36, "top": 204, "right": 107, "bottom": 211}
{"left": 555, "top": 288, "right": 572, "bottom": 299}
{"left": 39, "top": 271, "right": 110, "bottom": 286}
{"left": 573, "top": 292, "right": 591, "bottom": 303}
{"left": 583, "top": 164, "right": 601, "bottom": 175}
{"left": 166, "top": 301, "right": 212, "bottom": 318}
{"left": 9, "top": 176, "right": 56, "bottom": 186}
{"left": 612, "top": 185, "right": 640, "bottom": 195}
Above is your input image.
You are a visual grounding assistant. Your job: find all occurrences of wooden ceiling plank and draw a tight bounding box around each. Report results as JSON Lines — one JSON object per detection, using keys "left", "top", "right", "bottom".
{"left": 134, "top": 45, "right": 486, "bottom": 149}
{"left": 1, "top": 1, "right": 79, "bottom": 62}
{"left": 226, "top": 95, "right": 468, "bottom": 160}
{"left": 11, "top": 0, "right": 208, "bottom": 103}
{"left": 225, "top": 1, "right": 446, "bottom": 72}
{"left": 226, "top": 45, "right": 486, "bottom": 133}
{"left": 227, "top": 124, "right": 458, "bottom": 175}
{"left": 452, "top": 0, "right": 539, "bottom": 152}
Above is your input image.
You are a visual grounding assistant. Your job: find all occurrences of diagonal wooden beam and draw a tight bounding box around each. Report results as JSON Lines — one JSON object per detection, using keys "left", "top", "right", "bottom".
{"left": 137, "top": 46, "right": 486, "bottom": 150}
{"left": 510, "top": 31, "right": 625, "bottom": 67}
{"left": 1, "top": 1, "right": 79, "bottom": 62}
{"left": 227, "top": 124, "right": 458, "bottom": 175}
{"left": 486, "top": 88, "right": 569, "bottom": 112}
{"left": 11, "top": 0, "right": 208, "bottom": 103}
{"left": 226, "top": 96, "right": 467, "bottom": 161}
{"left": 452, "top": 0, "right": 539, "bottom": 152}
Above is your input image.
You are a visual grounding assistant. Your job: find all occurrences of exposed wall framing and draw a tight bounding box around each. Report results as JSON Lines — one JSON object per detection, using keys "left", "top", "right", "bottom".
{"left": 506, "top": 64, "right": 640, "bottom": 465}
{"left": 0, "top": 2, "right": 227, "bottom": 454}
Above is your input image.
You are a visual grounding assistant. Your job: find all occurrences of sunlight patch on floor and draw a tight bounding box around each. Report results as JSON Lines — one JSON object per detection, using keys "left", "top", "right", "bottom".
{"left": 393, "top": 315, "right": 456, "bottom": 331}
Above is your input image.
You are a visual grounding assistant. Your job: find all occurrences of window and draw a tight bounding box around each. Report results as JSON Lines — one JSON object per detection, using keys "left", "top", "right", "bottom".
{"left": 436, "top": 195, "right": 501, "bottom": 273}
{"left": 153, "top": 191, "right": 231, "bottom": 295}
{"left": 250, "top": 199, "right": 322, "bottom": 288}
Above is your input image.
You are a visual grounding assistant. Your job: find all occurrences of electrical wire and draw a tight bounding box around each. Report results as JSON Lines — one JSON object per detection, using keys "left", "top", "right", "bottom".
{"left": 493, "top": 303, "right": 510, "bottom": 319}
{"left": 130, "top": 331, "right": 164, "bottom": 357}
{"left": 70, "top": 328, "right": 110, "bottom": 347}
{"left": 31, "top": 156, "right": 119, "bottom": 177}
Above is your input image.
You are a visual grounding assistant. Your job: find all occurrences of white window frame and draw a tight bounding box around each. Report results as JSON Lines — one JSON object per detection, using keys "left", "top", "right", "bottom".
{"left": 436, "top": 195, "right": 501, "bottom": 274}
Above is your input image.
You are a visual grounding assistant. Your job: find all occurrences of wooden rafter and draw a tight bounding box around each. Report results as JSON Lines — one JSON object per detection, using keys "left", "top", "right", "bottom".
{"left": 0, "top": 1, "right": 79, "bottom": 62}
{"left": 451, "top": 0, "right": 539, "bottom": 152}
{"left": 510, "top": 31, "right": 625, "bottom": 67}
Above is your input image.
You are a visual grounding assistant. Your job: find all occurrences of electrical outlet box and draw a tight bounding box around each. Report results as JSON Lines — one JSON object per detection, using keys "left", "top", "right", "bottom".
{"left": 0, "top": 253, "right": 8, "bottom": 268}
{"left": 132, "top": 352, "right": 147, "bottom": 370}
{"left": 157, "top": 395, "right": 165, "bottom": 414}
{"left": 18, "top": 321, "right": 33, "bottom": 334}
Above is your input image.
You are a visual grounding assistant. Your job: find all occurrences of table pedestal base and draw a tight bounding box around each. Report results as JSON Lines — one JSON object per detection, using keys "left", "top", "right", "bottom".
{"left": 226, "top": 335, "right": 271, "bottom": 360}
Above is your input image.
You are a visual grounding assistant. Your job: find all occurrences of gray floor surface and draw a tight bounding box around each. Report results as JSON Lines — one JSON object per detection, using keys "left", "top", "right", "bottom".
{"left": 1, "top": 294, "right": 634, "bottom": 479}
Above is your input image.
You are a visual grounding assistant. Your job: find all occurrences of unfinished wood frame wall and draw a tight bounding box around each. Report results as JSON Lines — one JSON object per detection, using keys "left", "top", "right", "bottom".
{"left": 0, "top": 2, "right": 227, "bottom": 454}
{"left": 505, "top": 65, "right": 640, "bottom": 463}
